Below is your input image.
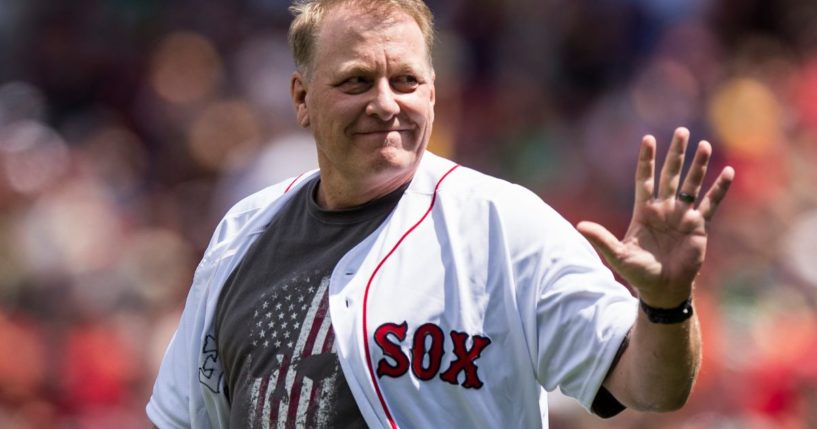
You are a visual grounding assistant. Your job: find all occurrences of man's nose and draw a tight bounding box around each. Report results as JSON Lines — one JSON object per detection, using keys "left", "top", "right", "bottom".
{"left": 366, "top": 79, "right": 400, "bottom": 120}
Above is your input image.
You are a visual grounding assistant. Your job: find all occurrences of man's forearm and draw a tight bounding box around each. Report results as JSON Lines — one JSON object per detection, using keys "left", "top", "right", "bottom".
{"left": 603, "top": 308, "right": 701, "bottom": 412}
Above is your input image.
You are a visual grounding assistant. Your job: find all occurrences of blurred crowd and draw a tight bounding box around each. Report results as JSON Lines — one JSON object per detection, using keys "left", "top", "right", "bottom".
{"left": 1, "top": 0, "right": 816, "bottom": 428}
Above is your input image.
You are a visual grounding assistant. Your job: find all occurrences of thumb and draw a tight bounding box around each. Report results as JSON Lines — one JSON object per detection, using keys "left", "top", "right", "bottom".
{"left": 576, "top": 221, "right": 623, "bottom": 266}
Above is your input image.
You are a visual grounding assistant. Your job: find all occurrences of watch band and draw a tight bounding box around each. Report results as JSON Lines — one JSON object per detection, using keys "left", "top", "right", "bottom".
{"left": 639, "top": 298, "right": 694, "bottom": 324}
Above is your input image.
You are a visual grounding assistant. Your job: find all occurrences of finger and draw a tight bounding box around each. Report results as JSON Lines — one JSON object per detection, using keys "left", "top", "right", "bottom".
{"left": 634, "top": 135, "right": 656, "bottom": 205}
{"left": 677, "top": 140, "right": 712, "bottom": 205}
{"left": 658, "top": 127, "right": 690, "bottom": 200}
{"left": 698, "top": 166, "right": 735, "bottom": 221}
{"left": 577, "top": 221, "right": 625, "bottom": 266}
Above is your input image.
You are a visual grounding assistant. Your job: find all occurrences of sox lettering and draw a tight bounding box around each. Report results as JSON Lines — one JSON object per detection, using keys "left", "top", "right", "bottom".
{"left": 412, "top": 323, "right": 445, "bottom": 381}
{"left": 373, "top": 322, "right": 492, "bottom": 389}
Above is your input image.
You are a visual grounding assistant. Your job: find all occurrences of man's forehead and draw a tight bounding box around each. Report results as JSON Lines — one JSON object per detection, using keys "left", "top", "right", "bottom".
{"left": 333, "top": 56, "right": 428, "bottom": 75}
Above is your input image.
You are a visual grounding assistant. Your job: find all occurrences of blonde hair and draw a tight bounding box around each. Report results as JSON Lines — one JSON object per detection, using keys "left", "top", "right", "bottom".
{"left": 288, "top": 0, "right": 435, "bottom": 77}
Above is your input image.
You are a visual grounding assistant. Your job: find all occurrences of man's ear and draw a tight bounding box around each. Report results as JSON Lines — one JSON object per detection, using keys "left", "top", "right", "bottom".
{"left": 291, "top": 72, "right": 310, "bottom": 128}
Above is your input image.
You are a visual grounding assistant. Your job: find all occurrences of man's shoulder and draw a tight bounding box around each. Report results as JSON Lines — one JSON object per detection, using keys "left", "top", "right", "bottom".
{"left": 206, "top": 171, "right": 318, "bottom": 254}
{"left": 423, "top": 153, "right": 576, "bottom": 240}
{"left": 422, "top": 153, "right": 543, "bottom": 209}
{"left": 227, "top": 171, "right": 316, "bottom": 215}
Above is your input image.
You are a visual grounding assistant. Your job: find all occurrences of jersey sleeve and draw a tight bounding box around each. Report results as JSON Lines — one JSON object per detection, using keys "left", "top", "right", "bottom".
{"left": 145, "top": 208, "right": 240, "bottom": 428}
{"left": 533, "top": 204, "right": 636, "bottom": 410}
{"left": 146, "top": 255, "right": 213, "bottom": 428}
{"left": 496, "top": 184, "right": 638, "bottom": 412}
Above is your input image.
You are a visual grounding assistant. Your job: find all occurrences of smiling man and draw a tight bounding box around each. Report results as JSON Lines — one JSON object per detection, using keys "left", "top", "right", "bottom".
{"left": 146, "top": 1, "right": 734, "bottom": 428}
{"left": 290, "top": 2, "right": 436, "bottom": 210}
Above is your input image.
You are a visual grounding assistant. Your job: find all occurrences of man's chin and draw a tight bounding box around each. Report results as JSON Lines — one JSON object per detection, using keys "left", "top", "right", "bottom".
{"left": 360, "top": 148, "right": 417, "bottom": 176}
{"left": 379, "top": 143, "right": 423, "bottom": 164}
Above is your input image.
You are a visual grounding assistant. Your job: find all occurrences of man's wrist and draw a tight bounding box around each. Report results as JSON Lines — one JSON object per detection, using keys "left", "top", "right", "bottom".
{"left": 639, "top": 297, "right": 694, "bottom": 324}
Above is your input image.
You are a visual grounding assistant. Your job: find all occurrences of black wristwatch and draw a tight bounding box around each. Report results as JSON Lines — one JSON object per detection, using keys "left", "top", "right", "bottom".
{"left": 639, "top": 298, "right": 694, "bottom": 324}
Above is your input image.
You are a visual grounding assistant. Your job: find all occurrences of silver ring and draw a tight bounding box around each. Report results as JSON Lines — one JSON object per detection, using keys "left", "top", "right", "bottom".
{"left": 677, "top": 192, "right": 696, "bottom": 204}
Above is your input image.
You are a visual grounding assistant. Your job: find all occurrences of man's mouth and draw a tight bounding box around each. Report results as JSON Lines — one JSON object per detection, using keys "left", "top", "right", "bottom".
{"left": 356, "top": 129, "right": 409, "bottom": 135}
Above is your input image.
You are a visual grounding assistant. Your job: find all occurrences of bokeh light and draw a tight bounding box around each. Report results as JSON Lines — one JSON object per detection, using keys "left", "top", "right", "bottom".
{"left": 149, "top": 32, "right": 223, "bottom": 105}
{"left": 0, "top": 120, "right": 70, "bottom": 195}
{"left": 77, "top": 125, "right": 148, "bottom": 197}
{"left": 795, "top": 57, "right": 817, "bottom": 132}
{"left": 708, "top": 77, "right": 783, "bottom": 157}
{"left": 187, "top": 99, "right": 262, "bottom": 171}
{"left": 781, "top": 210, "right": 817, "bottom": 288}
{"left": 19, "top": 178, "right": 123, "bottom": 276}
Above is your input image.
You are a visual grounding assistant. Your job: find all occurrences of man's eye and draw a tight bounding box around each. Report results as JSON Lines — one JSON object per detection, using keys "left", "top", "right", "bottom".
{"left": 338, "top": 77, "right": 371, "bottom": 94}
{"left": 393, "top": 75, "right": 419, "bottom": 92}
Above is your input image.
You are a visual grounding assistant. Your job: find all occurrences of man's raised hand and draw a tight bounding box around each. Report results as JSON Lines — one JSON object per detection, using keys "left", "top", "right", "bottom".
{"left": 576, "top": 127, "right": 735, "bottom": 307}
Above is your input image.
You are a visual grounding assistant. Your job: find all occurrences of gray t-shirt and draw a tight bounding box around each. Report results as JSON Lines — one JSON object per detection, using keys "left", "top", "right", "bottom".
{"left": 215, "top": 177, "right": 407, "bottom": 428}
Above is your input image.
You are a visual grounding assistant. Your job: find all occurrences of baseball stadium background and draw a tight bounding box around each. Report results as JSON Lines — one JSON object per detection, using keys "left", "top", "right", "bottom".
{"left": 1, "top": 0, "right": 816, "bottom": 427}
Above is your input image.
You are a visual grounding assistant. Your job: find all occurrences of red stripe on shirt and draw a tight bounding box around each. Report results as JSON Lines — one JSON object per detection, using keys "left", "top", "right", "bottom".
{"left": 285, "top": 172, "right": 307, "bottom": 193}
{"left": 361, "top": 164, "right": 460, "bottom": 429}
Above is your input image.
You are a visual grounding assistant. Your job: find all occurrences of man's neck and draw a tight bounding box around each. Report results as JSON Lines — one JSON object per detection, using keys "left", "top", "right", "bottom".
{"left": 315, "top": 169, "right": 414, "bottom": 210}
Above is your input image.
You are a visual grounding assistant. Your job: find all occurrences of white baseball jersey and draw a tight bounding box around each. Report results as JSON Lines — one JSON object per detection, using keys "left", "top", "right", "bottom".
{"left": 147, "top": 151, "right": 637, "bottom": 428}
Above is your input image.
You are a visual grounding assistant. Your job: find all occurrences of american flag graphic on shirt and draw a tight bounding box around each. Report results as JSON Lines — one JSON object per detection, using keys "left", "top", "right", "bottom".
{"left": 245, "top": 274, "right": 341, "bottom": 428}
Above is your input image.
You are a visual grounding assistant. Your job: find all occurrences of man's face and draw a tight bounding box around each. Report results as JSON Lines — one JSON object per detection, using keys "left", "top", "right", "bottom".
{"left": 291, "top": 5, "right": 435, "bottom": 188}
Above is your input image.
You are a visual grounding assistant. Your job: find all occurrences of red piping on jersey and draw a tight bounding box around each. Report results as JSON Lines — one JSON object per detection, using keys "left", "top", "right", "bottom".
{"left": 361, "top": 164, "right": 460, "bottom": 429}
{"left": 284, "top": 172, "right": 306, "bottom": 193}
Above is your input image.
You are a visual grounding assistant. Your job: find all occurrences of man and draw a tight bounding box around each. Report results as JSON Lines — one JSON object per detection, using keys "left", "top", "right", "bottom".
{"left": 147, "top": 0, "right": 735, "bottom": 427}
